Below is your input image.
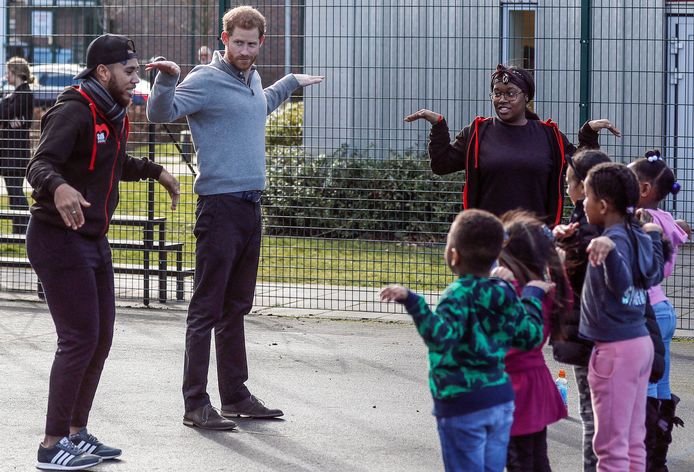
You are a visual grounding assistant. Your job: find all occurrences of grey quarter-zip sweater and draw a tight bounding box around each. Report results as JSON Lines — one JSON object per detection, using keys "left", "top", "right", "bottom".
{"left": 147, "top": 51, "right": 300, "bottom": 195}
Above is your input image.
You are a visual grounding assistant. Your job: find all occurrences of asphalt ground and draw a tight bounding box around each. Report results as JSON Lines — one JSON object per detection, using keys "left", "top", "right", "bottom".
{"left": 2, "top": 300, "right": 694, "bottom": 471}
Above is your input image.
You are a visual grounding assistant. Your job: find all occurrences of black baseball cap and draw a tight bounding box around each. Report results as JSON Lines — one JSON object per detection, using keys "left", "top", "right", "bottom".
{"left": 74, "top": 34, "right": 138, "bottom": 79}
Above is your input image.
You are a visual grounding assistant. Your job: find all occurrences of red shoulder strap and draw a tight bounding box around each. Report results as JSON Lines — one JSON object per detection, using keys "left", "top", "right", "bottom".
{"left": 462, "top": 116, "right": 493, "bottom": 209}
{"left": 75, "top": 87, "right": 99, "bottom": 171}
{"left": 539, "top": 119, "right": 566, "bottom": 226}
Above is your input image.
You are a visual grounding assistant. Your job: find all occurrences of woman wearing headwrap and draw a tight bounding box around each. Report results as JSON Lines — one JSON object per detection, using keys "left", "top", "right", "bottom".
{"left": 406, "top": 64, "right": 620, "bottom": 227}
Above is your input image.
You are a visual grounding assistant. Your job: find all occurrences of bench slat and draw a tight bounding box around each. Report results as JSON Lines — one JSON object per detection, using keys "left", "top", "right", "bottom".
{"left": 0, "top": 211, "right": 190, "bottom": 304}
{"left": 0, "top": 256, "right": 193, "bottom": 275}
{"left": 0, "top": 234, "right": 184, "bottom": 251}
{"left": 0, "top": 209, "right": 166, "bottom": 225}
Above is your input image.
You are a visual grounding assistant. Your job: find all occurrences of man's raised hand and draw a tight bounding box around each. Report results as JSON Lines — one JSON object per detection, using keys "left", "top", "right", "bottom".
{"left": 294, "top": 74, "right": 325, "bottom": 87}
{"left": 145, "top": 60, "right": 181, "bottom": 77}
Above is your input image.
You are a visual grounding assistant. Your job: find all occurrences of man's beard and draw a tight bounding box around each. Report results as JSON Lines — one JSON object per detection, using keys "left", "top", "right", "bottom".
{"left": 107, "top": 77, "right": 131, "bottom": 108}
{"left": 231, "top": 54, "right": 257, "bottom": 71}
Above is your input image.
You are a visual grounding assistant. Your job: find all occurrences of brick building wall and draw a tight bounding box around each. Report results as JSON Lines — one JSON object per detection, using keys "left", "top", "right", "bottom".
{"left": 8, "top": 0, "right": 304, "bottom": 84}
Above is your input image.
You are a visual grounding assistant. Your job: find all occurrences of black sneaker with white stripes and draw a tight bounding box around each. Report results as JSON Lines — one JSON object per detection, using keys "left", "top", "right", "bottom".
{"left": 36, "top": 437, "right": 102, "bottom": 470}
{"left": 69, "top": 428, "right": 122, "bottom": 460}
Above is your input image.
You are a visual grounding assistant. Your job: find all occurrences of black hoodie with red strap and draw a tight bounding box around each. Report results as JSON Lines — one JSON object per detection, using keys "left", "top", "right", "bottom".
{"left": 428, "top": 117, "right": 599, "bottom": 227}
{"left": 27, "top": 87, "right": 163, "bottom": 238}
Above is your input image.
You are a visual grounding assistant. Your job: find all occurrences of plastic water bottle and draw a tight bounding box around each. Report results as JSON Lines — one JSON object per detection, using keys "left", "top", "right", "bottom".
{"left": 555, "top": 369, "right": 568, "bottom": 408}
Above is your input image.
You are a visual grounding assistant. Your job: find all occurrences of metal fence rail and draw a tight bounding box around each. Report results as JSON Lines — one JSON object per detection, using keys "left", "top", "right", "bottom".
{"left": 1, "top": 1, "right": 693, "bottom": 327}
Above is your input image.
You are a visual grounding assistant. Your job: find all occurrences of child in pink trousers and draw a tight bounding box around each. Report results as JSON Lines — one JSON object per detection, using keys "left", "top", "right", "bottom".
{"left": 579, "top": 162, "right": 665, "bottom": 472}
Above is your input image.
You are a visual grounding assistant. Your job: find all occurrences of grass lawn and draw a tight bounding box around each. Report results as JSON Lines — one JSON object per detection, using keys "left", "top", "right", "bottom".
{"left": 1, "top": 170, "right": 453, "bottom": 293}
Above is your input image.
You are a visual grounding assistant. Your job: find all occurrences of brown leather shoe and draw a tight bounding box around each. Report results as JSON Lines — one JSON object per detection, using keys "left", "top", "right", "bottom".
{"left": 183, "top": 404, "right": 237, "bottom": 430}
{"left": 222, "top": 395, "right": 284, "bottom": 418}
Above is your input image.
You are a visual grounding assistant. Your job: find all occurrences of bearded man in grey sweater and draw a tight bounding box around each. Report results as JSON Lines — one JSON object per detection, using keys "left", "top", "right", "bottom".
{"left": 147, "top": 5, "right": 323, "bottom": 430}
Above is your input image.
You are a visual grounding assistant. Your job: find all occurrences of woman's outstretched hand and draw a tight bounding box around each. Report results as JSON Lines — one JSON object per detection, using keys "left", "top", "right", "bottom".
{"left": 404, "top": 109, "right": 442, "bottom": 125}
{"left": 588, "top": 119, "right": 622, "bottom": 137}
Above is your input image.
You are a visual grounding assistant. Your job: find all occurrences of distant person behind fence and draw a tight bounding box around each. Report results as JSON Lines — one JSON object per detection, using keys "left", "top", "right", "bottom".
{"left": 198, "top": 45, "right": 212, "bottom": 64}
{"left": 147, "top": 5, "right": 324, "bottom": 431}
{"left": 405, "top": 64, "right": 621, "bottom": 227}
{"left": 26, "top": 34, "right": 180, "bottom": 471}
{"left": 0, "top": 57, "right": 34, "bottom": 234}
{"left": 380, "top": 209, "right": 553, "bottom": 472}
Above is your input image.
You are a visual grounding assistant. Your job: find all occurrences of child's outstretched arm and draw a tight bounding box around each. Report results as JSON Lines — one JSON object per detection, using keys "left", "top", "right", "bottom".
{"left": 591, "top": 235, "right": 633, "bottom": 295}
{"left": 380, "top": 284, "right": 462, "bottom": 349}
{"left": 586, "top": 236, "right": 615, "bottom": 267}
{"left": 509, "top": 280, "right": 552, "bottom": 351}
{"left": 553, "top": 222, "right": 579, "bottom": 240}
{"left": 675, "top": 219, "right": 692, "bottom": 240}
{"left": 642, "top": 223, "right": 665, "bottom": 287}
{"left": 379, "top": 285, "right": 409, "bottom": 303}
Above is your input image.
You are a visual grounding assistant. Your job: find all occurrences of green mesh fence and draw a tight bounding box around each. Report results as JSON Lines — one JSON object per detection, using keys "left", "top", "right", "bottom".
{"left": 1, "top": 1, "right": 692, "bottom": 327}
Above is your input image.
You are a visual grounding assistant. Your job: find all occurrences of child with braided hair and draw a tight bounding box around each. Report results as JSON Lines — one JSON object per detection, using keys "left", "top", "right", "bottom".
{"left": 628, "top": 150, "right": 687, "bottom": 471}
{"left": 552, "top": 149, "right": 611, "bottom": 472}
{"left": 579, "top": 162, "right": 665, "bottom": 472}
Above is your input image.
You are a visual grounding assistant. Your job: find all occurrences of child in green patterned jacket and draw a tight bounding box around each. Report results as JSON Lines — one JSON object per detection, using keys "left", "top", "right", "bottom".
{"left": 380, "top": 209, "right": 553, "bottom": 472}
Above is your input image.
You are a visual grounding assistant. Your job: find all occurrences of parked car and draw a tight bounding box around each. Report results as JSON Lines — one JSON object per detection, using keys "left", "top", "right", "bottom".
{"left": 1, "top": 63, "right": 150, "bottom": 108}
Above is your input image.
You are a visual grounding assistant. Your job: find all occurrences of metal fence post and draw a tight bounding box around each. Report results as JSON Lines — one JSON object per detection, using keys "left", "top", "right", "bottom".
{"left": 579, "top": 0, "right": 592, "bottom": 125}
{"left": 143, "top": 67, "right": 158, "bottom": 306}
{"left": 218, "top": 0, "right": 230, "bottom": 49}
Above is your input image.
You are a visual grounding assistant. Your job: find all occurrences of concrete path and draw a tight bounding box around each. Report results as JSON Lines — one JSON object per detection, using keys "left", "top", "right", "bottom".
{"left": 2, "top": 300, "right": 694, "bottom": 471}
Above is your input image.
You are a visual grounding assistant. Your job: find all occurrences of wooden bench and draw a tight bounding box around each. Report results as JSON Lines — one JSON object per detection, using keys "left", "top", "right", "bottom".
{"left": 0, "top": 210, "right": 194, "bottom": 305}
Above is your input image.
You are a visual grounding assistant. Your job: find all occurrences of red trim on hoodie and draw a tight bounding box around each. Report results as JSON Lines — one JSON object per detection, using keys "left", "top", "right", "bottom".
{"left": 539, "top": 119, "right": 567, "bottom": 227}
{"left": 74, "top": 86, "right": 127, "bottom": 236}
{"left": 463, "top": 117, "right": 492, "bottom": 210}
{"left": 75, "top": 88, "right": 99, "bottom": 171}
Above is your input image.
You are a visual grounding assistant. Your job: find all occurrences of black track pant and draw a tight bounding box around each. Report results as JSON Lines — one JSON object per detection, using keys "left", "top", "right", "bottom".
{"left": 27, "top": 217, "right": 115, "bottom": 437}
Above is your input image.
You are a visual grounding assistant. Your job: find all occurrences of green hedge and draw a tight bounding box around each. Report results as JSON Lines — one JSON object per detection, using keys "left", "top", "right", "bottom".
{"left": 266, "top": 101, "right": 303, "bottom": 147}
{"left": 263, "top": 102, "right": 465, "bottom": 241}
{"left": 264, "top": 146, "right": 465, "bottom": 241}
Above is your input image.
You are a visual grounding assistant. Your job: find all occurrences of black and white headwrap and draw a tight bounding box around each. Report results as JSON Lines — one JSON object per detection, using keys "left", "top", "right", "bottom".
{"left": 490, "top": 64, "right": 539, "bottom": 120}
{"left": 490, "top": 64, "right": 535, "bottom": 101}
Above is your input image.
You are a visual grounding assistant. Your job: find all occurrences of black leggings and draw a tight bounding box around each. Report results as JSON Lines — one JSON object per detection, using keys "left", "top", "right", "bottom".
{"left": 26, "top": 218, "right": 115, "bottom": 437}
{"left": 506, "top": 427, "right": 552, "bottom": 472}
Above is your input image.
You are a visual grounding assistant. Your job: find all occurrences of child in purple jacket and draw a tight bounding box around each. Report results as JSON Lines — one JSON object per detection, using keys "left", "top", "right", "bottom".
{"left": 629, "top": 150, "right": 688, "bottom": 470}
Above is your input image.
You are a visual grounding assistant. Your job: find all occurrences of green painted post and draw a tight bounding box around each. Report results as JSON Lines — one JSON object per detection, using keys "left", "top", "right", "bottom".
{"left": 191, "top": 0, "right": 197, "bottom": 66}
{"left": 218, "top": 0, "right": 230, "bottom": 50}
{"left": 579, "top": 0, "right": 592, "bottom": 125}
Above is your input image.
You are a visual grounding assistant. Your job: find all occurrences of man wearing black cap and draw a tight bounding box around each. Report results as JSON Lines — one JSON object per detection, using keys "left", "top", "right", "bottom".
{"left": 27, "top": 34, "right": 180, "bottom": 470}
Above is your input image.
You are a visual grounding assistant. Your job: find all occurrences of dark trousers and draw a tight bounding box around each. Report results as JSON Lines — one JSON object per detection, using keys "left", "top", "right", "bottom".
{"left": 506, "top": 428, "right": 552, "bottom": 472}
{"left": 3, "top": 176, "right": 28, "bottom": 233}
{"left": 575, "top": 365, "right": 597, "bottom": 471}
{"left": 26, "top": 218, "right": 115, "bottom": 437}
{"left": 183, "top": 194, "right": 262, "bottom": 411}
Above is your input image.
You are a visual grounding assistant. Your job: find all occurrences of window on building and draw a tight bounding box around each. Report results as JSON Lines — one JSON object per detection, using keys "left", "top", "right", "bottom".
{"left": 502, "top": 5, "right": 536, "bottom": 72}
